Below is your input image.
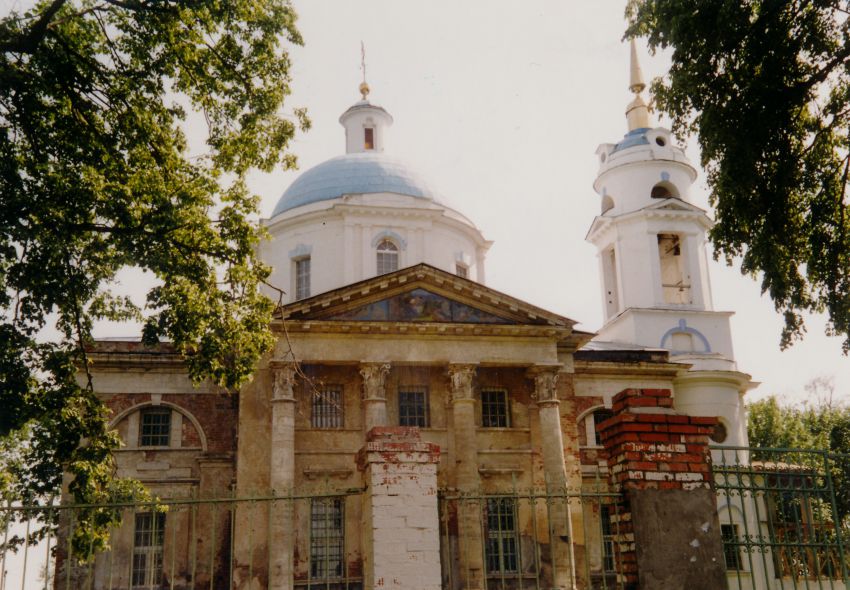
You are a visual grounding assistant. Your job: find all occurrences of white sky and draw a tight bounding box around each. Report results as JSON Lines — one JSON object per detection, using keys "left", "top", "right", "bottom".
{"left": 239, "top": 0, "right": 849, "bottom": 404}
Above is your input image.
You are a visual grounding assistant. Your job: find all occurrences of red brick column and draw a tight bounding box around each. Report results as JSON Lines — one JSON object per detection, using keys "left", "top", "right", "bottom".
{"left": 596, "top": 388, "right": 725, "bottom": 590}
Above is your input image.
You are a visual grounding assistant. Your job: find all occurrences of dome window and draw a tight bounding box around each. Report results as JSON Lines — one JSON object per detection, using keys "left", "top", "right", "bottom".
{"left": 655, "top": 137, "right": 666, "bottom": 147}
{"left": 364, "top": 127, "right": 375, "bottom": 150}
{"left": 376, "top": 239, "right": 399, "bottom": 275}
{"left": 650, "top": 181, "right": 679, "bottom": 199}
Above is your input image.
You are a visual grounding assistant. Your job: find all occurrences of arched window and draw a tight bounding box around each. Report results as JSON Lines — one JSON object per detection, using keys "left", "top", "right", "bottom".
{"left": 376, "top": 239, "right": 399, "bottom": 275}
{"left": 650, "top": 181, "right": 680, "bottom": 199}
{"left": 581, "top": 407, "right": 614, "bottom": 447}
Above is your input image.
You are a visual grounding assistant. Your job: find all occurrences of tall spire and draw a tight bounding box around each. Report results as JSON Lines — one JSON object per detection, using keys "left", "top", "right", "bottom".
{"left": 626, "top": 38, "right": 651, "bottom": 130}
{"left": 359, "top": 41, "right": 370, "bottom": 100}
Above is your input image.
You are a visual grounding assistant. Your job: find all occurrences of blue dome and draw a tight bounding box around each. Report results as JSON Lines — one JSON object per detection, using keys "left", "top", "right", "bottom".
{"left": 272, "top": 152, "right": 440, "bottom": 217}
{"left": 611, "top": 127, "right": 650, "bottom": 153}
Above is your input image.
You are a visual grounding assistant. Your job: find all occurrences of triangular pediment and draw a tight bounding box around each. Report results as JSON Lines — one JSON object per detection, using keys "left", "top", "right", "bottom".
{"left": 280, "top": 263, "right": 578, "bottom": 329}
{"left": 323, "top": 287, "right": 512, "bottom": 324}
{"left": 644, "top": 197, "right": 707, "bottom": 214}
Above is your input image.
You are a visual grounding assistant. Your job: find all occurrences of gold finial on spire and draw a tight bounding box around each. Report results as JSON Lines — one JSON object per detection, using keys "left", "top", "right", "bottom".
{"left": 626, "top": 38, "right": 651, "bottom": 130}
{"left": 359, "top": 41, "right": 370, "bottom": 100}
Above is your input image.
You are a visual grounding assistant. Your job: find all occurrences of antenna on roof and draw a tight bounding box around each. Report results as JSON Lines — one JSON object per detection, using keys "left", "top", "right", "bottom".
{"left": 359, "top": 41, "right": 370, "bottom": 100}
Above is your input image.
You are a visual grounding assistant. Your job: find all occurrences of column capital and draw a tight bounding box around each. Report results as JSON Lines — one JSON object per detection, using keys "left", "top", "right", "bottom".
{"left": 359, "top": 361, "right": 391, "bottom": 401}
{"left": 527, "top": 364, "right": 561, "bottom": 403}
{"left": 447, "top": 363, "right": 477, "bottom": 402}
{"left": 271, "top": 362, "right": 298, "bottom": 402}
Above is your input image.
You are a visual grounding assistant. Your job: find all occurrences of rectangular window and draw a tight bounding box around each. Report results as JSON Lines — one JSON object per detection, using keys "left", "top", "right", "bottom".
{"left": 132, "top": 512, "right": 165, "bottom": 588}
{"left": 295, "top": 257, "right": 311, "bottom": 300}
{"left": 139, "top": 409, "right": 171, "bottom": 447}
{"left": 311, "top": 386, "right": 343, "bottom": 429}
{"left": 398, "top": 386, "right": 429, "bottom": 427}
{"left": 455, "top": 264, "right": 468, "bottom": 279}
{"left": 600, "top": 505, "right": 616, "bottom": 572}
{"left": 721, "top": 523, "right": 742, "bottom": 570}
{"left": 311, "top": 498, "right": 344, "bottom": 580}
{"left": 485, "top": 498, "right": 518, "bottom": 574}
{"left": 481, "top": 389, "right": 510, "bottom": 428}
{"left": 364, "top": 127, "right": 374, "bottom": 150}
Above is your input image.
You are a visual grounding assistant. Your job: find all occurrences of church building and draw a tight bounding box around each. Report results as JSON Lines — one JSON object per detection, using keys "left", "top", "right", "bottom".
{"left": 79, "top": 43, "right": 754, "bottom": 590}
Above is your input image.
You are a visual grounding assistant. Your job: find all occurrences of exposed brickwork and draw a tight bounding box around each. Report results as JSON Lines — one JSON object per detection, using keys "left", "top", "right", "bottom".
{"left": 104, "top": 392, "right": 238, "bottom": 454}
{"left": 597, "top": 388, "right": 717, "bottom": 588}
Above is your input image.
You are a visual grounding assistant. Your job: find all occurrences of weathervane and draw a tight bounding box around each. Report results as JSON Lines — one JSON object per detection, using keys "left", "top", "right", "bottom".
{"left": 359, "top": 41, "right": 370, "bottom": 100}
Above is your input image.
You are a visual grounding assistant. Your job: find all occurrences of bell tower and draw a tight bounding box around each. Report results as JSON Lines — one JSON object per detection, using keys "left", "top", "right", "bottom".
{"left": 586, "top": 40, "right": 753, "bottom": 447}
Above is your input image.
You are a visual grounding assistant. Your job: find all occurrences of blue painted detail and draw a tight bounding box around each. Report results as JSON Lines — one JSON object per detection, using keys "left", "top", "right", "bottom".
{"left": 610, "top": 127, "right": 650, "bottom": 154}
{"left": 661, "top": 171, "right": 671, "bottom": 181}
{"left": 288, "top": 243, "right": 312, "bottom": 259}
{"left": 371, "top": 230, "right": 408, "bottom": 251}
{"left": 660, "top": 319, "right": 711, "bottom": 354}
{"left": 272, "top": 152, "right": 442, "bottom": 217}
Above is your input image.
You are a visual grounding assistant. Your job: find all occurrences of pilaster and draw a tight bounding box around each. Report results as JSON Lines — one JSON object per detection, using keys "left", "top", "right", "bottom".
{"left": 447, "top": 363, "right": 484, "bottom": 590}
{"left": 269, "top": 362, "right": 297, "bottom": 590}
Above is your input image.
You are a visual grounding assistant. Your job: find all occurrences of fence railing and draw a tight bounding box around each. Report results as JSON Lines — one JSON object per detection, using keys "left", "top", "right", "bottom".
{"left": 0, "top": 488, "right": 365, "bottom": 590}
{"left": 712, "top": 446, "right": 850, "bottom": 590}
{"left": 438, "top": 484, "right": 625, "bottom": 590}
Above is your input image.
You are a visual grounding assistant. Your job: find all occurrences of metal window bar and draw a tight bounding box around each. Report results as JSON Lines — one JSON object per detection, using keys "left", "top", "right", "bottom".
{"left": 310, "top": 498, "right": 344, "bottom": 582}
{"left": 376, "top": 240, "right": 398, "bottom": 275}
{"left": 139, "top": 409, "right": 171, "bottom": 447}
{"left": 398, "top": 386, "right": 429, "bottom": 427}
{"left": 481, "top": 389, "right": 509, "bottom": 428}
{"left": 131, "top": 512, "right": 165, "bottom": 588}
{"left": 311, "top": 386, "right": 343, "bottom": 429}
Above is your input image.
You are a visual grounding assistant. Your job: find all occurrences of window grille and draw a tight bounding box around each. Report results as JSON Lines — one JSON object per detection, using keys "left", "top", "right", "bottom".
{"left": 376, "top": 239, "right": 399, "bottom": 275}
{"left": 481, "top": 389, "right": 510, "bottom": 428}
{"left": 721, "top": 523, "right": 742, "bottom": 570}
{"left": 455, "top": 264, "right": 468, "bottom": 278}
{"left": 132, "top": 512, "right": 165, "bottom": 588}
{"left": 295, "top": 257, "right": 311, "bottom": 300}
{"left": 600, "top": 505, "right": 616, "bottom": 572}
{"left": 485, "top": 498, "right": 519, "bottom": 574}
{"left": 310, "top": 498, "right": 344, "bottom": 580}
{"left": 139, "top": 408, "right": 171, "bottom": 447}
{"left": 398, "top": 386, "right": 429, "bottom": 427}
{"left": 311, "top": 386, "right": 343, "bottom": 429}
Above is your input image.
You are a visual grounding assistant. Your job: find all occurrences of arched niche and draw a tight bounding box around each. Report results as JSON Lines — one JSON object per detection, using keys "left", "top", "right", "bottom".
{"left": 109, "top": 401, "right": 208, "bottom": 451}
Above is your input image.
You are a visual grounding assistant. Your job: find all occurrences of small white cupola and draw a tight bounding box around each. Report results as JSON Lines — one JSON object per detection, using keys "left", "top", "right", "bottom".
{"left": 339, "top": 81, "right": 394, "bottom": 154}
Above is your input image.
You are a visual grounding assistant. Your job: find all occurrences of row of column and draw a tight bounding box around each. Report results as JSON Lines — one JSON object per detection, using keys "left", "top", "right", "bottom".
{"left": 266, "top": 360, "right": 572, "bottom": 590}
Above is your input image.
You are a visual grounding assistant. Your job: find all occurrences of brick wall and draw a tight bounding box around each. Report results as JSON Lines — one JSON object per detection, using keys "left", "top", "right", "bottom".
{"left": 596, "top": 388, "right": 718, "bottom": 588}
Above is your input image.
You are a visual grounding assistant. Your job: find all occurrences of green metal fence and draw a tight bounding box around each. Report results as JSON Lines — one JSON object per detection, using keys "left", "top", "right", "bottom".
{"left": 712, "top": 446, "right": 850, "bottom": 590}
{"left": 0, "top": 488, "right": 364, "bottom": 590}
{"left": 438, "top": 483, "right": 625, "bottom": 590}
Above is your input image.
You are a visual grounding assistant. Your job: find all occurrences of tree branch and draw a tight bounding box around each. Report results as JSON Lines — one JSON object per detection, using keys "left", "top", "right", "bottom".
{"left": 0, "top": 0, "right": 69, "bottom": 54}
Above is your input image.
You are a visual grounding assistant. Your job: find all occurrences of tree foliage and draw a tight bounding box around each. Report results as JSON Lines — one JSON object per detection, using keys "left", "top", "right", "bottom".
{"left": 0, "top": 0, "right": 306, "bottom": 554}
{"left": 627, "top": 0, "right": 850, "bottom": 351}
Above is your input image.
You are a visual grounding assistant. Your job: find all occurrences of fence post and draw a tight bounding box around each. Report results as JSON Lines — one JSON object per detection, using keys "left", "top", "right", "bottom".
{"left": 357, "top": 427, "right": 442, "bottom": 590}
{"left": 597, "top": 388, "right": 726, "bottom": 590}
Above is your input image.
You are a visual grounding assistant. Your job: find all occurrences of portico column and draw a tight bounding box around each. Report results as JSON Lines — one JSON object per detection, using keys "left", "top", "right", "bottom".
{"left": 360, "top": 362, "right": 391, "bottom": 431}
{"left": 269, "top": 362, "right": 297, "bottom": 590}
{"left": 448, "top": 364, "right": 484, "bottom": 590}
{"left": 529, "top": 365, "right": 576, "bottom": 590}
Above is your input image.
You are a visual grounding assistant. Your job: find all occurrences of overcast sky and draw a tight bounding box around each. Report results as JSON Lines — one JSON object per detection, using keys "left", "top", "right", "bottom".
{"left": 235, "top": 0, "right": 848, "bottom": 404}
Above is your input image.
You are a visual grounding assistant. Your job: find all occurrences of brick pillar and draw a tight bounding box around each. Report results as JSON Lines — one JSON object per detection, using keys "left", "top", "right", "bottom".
{"left": 597, "top": 388, "right": 726, "bottom": 590}
{"left": 447, "top": 363, "right": 485, "bottom": 590}
{"left": 269, "top": 362, "right": 297, "bottom": 590}
{"left": 529, "top": 365, "right": 576, "bottom": 590}
{"left": 360, "top": 362, "right": 391, "bottom": 431}
{"left": 357, "top": 427, "right": 442, "bottom": 590}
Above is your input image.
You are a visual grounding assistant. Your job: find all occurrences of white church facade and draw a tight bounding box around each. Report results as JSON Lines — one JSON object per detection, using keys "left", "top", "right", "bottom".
{"left": 65, "top": 45, "right": 841, "bottom": 590}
